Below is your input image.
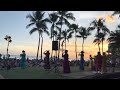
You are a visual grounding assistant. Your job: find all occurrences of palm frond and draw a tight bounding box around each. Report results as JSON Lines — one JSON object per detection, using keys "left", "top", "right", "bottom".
{"left": 26, "top": 23, "right": 35, "bottom": 28}
{"left": 112, "top": 11, "right": 120, "bottom": 16}
{"left": 29, "top": 28, "right": 38, "bottom": 35}
{"left": 44, "top": 29, "right": 50, "bottom": 36}
{"left": 64, "top": 18, "right": 70, "bottom": 27}
{"left": 76, "top": 35, "right": 82, "bottom": 38}
{"left": 66, "top": 13, "right": 75, "bottom": 21}
{"left": 90, "top": 19, "right": 97, "bottom": 27}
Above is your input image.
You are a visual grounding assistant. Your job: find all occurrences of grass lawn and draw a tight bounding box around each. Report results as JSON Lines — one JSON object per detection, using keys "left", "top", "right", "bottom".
{"left": 2, "top": 66, "right": 119, "bottom": 79}
{"left": 0, "top": 67, "right": 75, "bottom": 79}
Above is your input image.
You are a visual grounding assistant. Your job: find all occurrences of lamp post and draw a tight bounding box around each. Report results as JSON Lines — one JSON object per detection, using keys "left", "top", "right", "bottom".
{"left": 4, "top": 35, "right": 12, "bottom": 59}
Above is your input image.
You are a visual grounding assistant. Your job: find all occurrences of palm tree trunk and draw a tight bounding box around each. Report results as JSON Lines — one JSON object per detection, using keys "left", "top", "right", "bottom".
{"left": 65, "top": 38, "right": 66, "bottom": 50}
{"left": 7, "top": 41, "right": 9, "bottom": 57}
{"left": 97, "top": 28, "right": 100, "bottom": 52}
{"left": 98, "top": 43, "right": 100, "bottom": 52}
{"left": 51, "top": 24, "right": 54, "bottom": 62}
{"left": 41, "top": 34, "right": 43, "bottom": 60}
{"left": 58, "top": 24, "right": 62, "bottom": 60}
{"left": 65, "top": 29, "right": 66, "bottom": 50}
{"left": 51, "top": 37, "right": 53, "bottom": 61}
{"left": 82, "top": 37, "right": 84, "bottom": 51}
{"left": 51, "top": 50, "right": 53, "bottom": 61}
{"left": 102, "top": 39, "right": 103, "bottom": 55}
{"left": 75, "top": 32, "right": 77, "bottom": 60}
{"left": 51, "top": 24, "right": 54, "bottom": 41}
{"left": 36, "top": 32, "right": 41, "bottom": 60}
{"left": 62, "top": 45, "right": 63, "bottom": 53}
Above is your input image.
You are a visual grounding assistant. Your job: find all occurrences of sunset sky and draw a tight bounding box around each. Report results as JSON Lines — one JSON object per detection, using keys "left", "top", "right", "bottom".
{"left": 0, "top": 11, "right": 120, "bottom": 60}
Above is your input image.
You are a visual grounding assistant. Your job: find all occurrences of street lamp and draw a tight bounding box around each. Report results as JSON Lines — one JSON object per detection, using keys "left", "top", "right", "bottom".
{"left": 4, "top": 35, "right": 12, "bottom": 59}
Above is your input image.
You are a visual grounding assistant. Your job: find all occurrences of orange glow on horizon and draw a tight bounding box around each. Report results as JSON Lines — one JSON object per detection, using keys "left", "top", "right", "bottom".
{"left": 3, "top": 39, "right": 109, "bottom": 61}
{"left": 105, "top": 15, "right": 115, "bottom": 23}
{"left": 97, "top": 15, "right": 116, "bottom": 24}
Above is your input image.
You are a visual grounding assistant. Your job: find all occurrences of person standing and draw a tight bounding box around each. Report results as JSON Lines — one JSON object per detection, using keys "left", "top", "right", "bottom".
{"left": 20, "top": 50, "right": 26, "bottom": 69}
{"left": 3, "top": 55, "right": 5, "bottom": 60}
{"left": 62, "top": 50, "right": 71, "bottom": 73}
{"left": 94, "top": 56, "right": 97, "bottom": 72}
{"left": 96, "top": 52, "right": 102, "bottom": 73}
{"left": 89, "top": 55, "right": 93, "bottom": 71}
{"left": 79, "top": 51, "right": 85, "bottom": 71}
{"left": 43, "top": 50, "right": 50, "bottom": 70}
{"left": 111, "top": 56, "right": 116, "bottom": 72}
{"left": 102, "top": 52, "right": 107, "bottom": 73}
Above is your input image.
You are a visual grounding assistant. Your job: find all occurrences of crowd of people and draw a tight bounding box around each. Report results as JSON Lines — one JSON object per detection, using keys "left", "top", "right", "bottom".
{"left": 0, "top": 50, "right": 120, "bottom": 74}
{"left": 88, "top": 52, "right": 120, "bottom": 74}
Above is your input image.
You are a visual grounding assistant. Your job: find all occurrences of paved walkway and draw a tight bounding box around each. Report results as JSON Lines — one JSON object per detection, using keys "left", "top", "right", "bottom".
{"left": 0, "top": 74, "right": 4, "bottom": 79}
{"left": 62, "top": 71, "right": 95, "bottom": 79}
{"left": 62, "top": 70, "right": 120, "bottom": 79}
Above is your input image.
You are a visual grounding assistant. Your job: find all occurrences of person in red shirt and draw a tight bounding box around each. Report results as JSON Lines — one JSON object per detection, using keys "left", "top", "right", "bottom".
{"left": 62, "top": 50, "right": 71, "bottom": 73}
{"left": 96, "top": 52, "right": 102, "bottom": 73}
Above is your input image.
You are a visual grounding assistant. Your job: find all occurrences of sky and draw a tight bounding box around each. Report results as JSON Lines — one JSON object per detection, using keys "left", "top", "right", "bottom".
{"left": 0, "top": 11, "right": 120, "bottom": 60}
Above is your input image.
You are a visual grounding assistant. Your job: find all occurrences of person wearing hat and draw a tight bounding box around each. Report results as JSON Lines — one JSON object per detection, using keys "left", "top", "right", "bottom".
{"left": 20, "top": 50, "right": 26, "bottom": 69}
{"left": 43, "top": 50, "right": 50, "bottom": 70}
{"left": 79, "top": 51, "right": 85, "bottom": 71}
{"left": 62, "top": 50, "right": 71, "bottom": 73}
{"left": 89, "top": 55, "right": 93, "bottom": 71}
{"left": 96, "top": 52, "right": 102, "bottom": 73}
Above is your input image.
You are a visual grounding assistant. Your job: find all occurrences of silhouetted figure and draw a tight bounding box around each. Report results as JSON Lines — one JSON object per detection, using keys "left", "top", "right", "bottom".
{"left": 110, "top": 57, "right": 116, "bottom": 72}
{"left": 3, "top": 55, "right": 5, "bottom": 60}
{"left": 102, "top": 52, "right": 107, "bottom": 73}
{"left": 7, "top": 54, "right": 10, "bottom": 59}
{"left": 89, "top": 55, "right": 93, "bottom": 71}
{"left": 44, "top": 50, "right": 50, "bottom": 70}
{"left": 0, "top": 54, "right": 2, "bottom": 60}
{"left": 96, "top": 52, "right": 102, "bottom": 73}
{"left": 6, "top": 60, "right": 11, "bottom": 70}
{"left": 20, "top": 50, "right": 26, "bottom": 69}
{"left": 79, "top": 51, "right": 85, "bottom": 71}
{"left": 62, "top": 50, "right": 71, "bottom": 73}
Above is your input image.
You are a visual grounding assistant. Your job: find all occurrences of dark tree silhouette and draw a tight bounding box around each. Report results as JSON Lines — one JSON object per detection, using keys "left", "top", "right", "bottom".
{"left": 56, "top": 11, "right": 75, "bottom": 60}
{"left": 76, "top": 26, "right": 91, "bottom": 51}
{"left": 26, "top": 11, "right": 50, "bottom": 60}
{"left": 4, "top": 35, "right": 12, "bottom": 58}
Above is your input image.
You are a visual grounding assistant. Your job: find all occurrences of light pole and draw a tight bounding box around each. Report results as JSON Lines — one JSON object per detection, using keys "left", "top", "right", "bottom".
{"left": 4, "top": 35, "right": 12, "bottom": 59}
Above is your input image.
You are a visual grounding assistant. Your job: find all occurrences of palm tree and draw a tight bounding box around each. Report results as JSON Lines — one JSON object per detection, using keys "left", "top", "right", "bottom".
{"left": 69, "top": 24, "right": 79, "bottom": 60}
{"left": 107, "top": 29, "right": 120, "bottom": 56}
{"left": 26, "top": 11, "right": 50, "bottom": 60}
{"left": 61, "top": 29, "right": 73, "bottom": 50}
{"left": 61, "top": 40, "right": 64, "bottom": 53}
{"left": 48, "top": 12, "right": 59, "bottom": 59}
{"left": 93, "top": 34, "right": 101, "bottom": 52}
{"left": 76, "top": 26, "right": 91, "bottom": 51}
{"left": 112, "top": 11, "right": 120, "bottom": 16}
{"left": 101, "top": 27, "right": 110, "bottom": 54}
{"left": 56, "top": 11, "right": 75, "bottom": 60}
{"left": 88, "top": 18, "right": 110, "bottom": 54}
{"left": 40, "top": 28, "right": 50, "bottom": 60}
{"left": 4, "top": 35, "right": 12, "bottom": 58}
{"left": 48, "top": 12, "right": 59, "bottom": 41}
